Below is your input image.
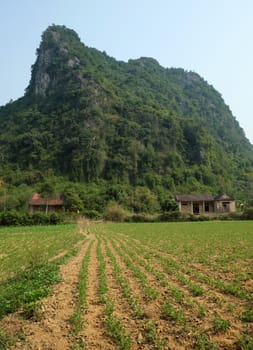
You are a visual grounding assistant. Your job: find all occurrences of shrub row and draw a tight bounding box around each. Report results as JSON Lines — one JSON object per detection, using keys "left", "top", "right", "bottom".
{"left": 241, "top": 207, "right": 253, "bottom": 220}
{"left": 0, "top": 210, "right": 63, "bottom": 226}
{"left": 1, "top": 207, "right": 253, "bottom": 226}
{"left": 103, "top": 206, "right": 253, "bottom": 223}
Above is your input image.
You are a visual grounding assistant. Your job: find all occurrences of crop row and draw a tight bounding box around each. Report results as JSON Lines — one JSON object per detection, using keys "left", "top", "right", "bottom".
{"left": 93, "top": 224, "right": 253, "bottom": 349}
{"left": 94, "top": 235, "right": 132, "bottom": 350}
{"left": 126, "top": 234, "right": 253, "bottom": 329}
{"left": 116, "top": 232, "right": 252, "bottom": 316}
{"left": 100, "top": 236, "right": 170, "bottom": 349}
{"left": 0, "top": 224, "right": 85, "bottom": 282}
{"left": 100, "top": 236, "right": 219, "bottom": 349}
{"left": 71, "top": 239, "right": 94, "bottom": 343}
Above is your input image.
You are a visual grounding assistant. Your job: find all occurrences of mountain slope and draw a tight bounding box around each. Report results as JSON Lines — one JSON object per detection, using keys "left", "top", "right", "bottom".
{"left": 0, "top": 24, "right": 252, "bottom": 206}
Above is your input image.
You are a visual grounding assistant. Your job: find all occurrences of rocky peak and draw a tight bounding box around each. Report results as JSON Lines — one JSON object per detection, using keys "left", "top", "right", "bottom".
{"left": 26, "top": 25, "right": 82, "bottom": 97}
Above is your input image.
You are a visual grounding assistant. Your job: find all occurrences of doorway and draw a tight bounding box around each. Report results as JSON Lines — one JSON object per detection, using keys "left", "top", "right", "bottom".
{"left": 193, "top": 203, "right": 200, "bottom": 214}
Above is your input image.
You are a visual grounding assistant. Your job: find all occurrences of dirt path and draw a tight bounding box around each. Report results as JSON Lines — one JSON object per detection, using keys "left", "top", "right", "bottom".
{"left": 10, "top": 240, "right": 91, "bottom": 350}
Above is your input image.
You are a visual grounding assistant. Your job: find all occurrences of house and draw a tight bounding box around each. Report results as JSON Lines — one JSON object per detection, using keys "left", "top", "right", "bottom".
{"left": 175, "top": 193, "right": 235, "bottom": 215}
{"left": 29, "top": 193, "right": 64, "bottom": 213}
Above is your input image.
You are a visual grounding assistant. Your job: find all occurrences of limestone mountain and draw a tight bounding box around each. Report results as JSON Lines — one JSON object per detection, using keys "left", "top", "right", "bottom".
{"left": 0, "top": 24, "right": 253, "bottom": 206}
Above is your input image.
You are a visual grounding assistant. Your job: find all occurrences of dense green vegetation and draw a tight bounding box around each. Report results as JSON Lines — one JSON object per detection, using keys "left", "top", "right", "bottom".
{"left": 0, "top": 24, "right": 253, "bottom": 215}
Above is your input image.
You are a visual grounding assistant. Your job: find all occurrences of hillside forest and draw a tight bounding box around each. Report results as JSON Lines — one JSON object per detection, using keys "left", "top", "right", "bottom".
{"left": 0, "top": 25, "right": 253, "bottom": 217}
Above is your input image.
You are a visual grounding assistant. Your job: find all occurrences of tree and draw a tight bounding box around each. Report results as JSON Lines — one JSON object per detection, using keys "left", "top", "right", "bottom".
{"left": 38, "top": 182, "right": 55, "bottom": 214}
{"left": 63, "top": 187, "right": 84, "bottom": 212}
{"left": 0, "top": 180, "right": 7, "bottom": 211}
{"left": 160, "top": 198, "right": 178, "bottom": 212}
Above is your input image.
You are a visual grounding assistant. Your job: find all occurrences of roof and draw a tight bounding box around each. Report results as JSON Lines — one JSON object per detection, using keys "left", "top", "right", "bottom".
{"left": 175, "top": 194, "right": 214, "bottom": 202}
{"left": 29, "top": 193, "right": 64, "bottom": 206}
{"left": 214, "top": 193, "right": 234, "bottom": 201}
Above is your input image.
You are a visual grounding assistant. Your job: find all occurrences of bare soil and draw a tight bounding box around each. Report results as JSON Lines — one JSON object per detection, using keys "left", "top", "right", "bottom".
{"left": 1, "top": 226, "right": 252, "bottom": 350}
{"left": 81, "top": 237, "right": 115, "bottom": 349}
{"left": 8, "top": 241, "right": 90, "bottom": 350}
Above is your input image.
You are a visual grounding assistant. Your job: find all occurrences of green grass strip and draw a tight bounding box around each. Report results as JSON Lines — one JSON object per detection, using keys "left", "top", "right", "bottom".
{"left": 97, "top": 238, "right": 108, "bottom": 303}
{"left": 0, "top": 262, "right": 60, "bottom": 319}
{"left": 104, "top": 299, "right": 131, "bottom": 350}
{"left": 71, "top": 240, "right": 94, "bottom": 335}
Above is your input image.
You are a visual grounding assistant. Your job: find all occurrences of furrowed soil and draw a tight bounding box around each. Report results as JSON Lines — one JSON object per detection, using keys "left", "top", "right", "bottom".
{"left": 1, "top": 222, "right": 252, "bottom": 349}
{"left": 9, "top": 240, "right": 91, "bottom": 350}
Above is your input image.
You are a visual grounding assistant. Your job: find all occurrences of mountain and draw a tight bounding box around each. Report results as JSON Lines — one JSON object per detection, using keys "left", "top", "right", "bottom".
{"left": 0, "top": 25, "right": 253, "bottom": 212}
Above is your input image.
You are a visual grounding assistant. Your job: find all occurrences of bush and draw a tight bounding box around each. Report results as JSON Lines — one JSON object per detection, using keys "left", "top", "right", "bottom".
{"left": 159, "top": 211, "right": 181, "bottom": 222}
{"left": 82, "top": 209, "right": 101, "bottom": 220}
{"left": 225, "top": 212, "right": 242, "bottom": 220}
{"left": 160, "top": 198, "right": 178, "bottom": 212}
{"left": 196, "top": 215, "right": 210, "bottom": 221}
{"left": 187, "top": 214, "right": 211, "bottom": 222}
{"left": 19, "top": 212, "right": 33, "bottom": 225}
{"left": 129, "top": 186, "right": 160, "bottom": 213}
{"left": 0, "top": 210, "right": 64, "bottom": 226}
{"left": 0, "top": 210, "right": 22, "bottom": 226}
{"left": 31, "top": 212, "right": 51, "bottom": 225}
{"left": 104, "top": 202, "right": 128, "bottom": 222}
{"left": 242, "top": 207, "right": 253, "bottom": 220}
{"left": 49, "top": 213, "right": 62, "bottom": 225}
{"left": 128, "top": 214, "right": 158, "bottom": 223}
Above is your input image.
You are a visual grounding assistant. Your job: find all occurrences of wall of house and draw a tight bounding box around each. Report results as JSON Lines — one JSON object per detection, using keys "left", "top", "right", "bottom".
{"left": 204, "top": 201, "right": 214, "bottom": 214}
{"left": 193, "top": 201, "right": 214, "bottom": 215}
{"left": 178, "top": 198, "right": 235, "bottom": 216}
{"left": 180, "top": 202, "right": 192, "bottom": 214}
{"left": 29, "top": 205, "right": 63, "bottom": 213}
{"left": 230, "top": 201, "right": 236, "bottom": 212}
{"left": 214, "top": 200, "right": 236, "bottom": 213}
{"left": 199, "top": 202, "right": 204, "bottom": 214}
{"left": 179, "top": 201, "right": 216, "bottom": 215}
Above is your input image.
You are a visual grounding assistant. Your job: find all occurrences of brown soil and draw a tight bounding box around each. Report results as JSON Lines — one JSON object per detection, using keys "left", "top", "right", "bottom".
{"left": 103, "top": 238, "right": 183, "bottom": 349}
{"left": 112, "top": 234, "right": 252, "bottom": 349}
{"left": 81, "top": 238, "right": 115, "bottom": 349}
{"left": 8, "top": 240, "right": 91, "bottom": 350}
{"left": 1, "top": 225, "right": 252, "bottom": 350}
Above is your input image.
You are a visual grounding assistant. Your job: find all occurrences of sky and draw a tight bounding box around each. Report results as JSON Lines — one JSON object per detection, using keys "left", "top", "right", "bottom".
{"left": 1, "top": 0, "right": 253, "bottom": 144}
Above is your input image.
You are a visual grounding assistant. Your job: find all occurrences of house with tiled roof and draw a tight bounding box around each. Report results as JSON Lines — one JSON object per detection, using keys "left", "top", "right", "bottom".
{"left": 175, "top": 193, "right": 235, "bottom": 215}
{"left": 29, "top": 193, "right": 64, "bottom": 213}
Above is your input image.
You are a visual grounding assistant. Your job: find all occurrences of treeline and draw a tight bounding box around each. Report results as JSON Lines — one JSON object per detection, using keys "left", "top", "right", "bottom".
{"left": 0, "top": 179, "right": 178, "bottom": 217}
{"left": 1, "top": 205, "right": 253, "bottom": 227}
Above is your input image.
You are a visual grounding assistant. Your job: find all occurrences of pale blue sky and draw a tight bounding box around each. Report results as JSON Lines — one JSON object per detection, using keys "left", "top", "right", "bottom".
{"left": 1, "top": 0, "right": 253, "bottom": 143}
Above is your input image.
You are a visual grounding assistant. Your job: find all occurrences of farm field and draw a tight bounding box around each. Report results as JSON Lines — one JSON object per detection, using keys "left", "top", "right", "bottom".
{"left": 0, "top": 223, "right": 85, "bottom": 283}
{"left": 0, "top": 221, "right": 252, "bottom": 349}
